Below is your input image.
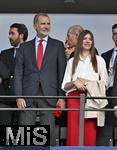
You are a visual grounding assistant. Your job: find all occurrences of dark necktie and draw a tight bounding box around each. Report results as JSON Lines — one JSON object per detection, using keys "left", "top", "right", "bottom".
{"left": 114, "top": 52, "right": 117, "bottom": 71}
{"left": 37, "top": 40, "right": 43, "bottom": 70}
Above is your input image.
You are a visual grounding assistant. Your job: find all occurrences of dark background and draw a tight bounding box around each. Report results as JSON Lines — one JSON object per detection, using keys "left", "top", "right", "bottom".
{"left": 0, "top": 0, "right": 117, "bottom": 14}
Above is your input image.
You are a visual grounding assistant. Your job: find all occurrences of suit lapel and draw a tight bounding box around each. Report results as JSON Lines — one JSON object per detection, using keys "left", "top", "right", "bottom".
{"left": 30, "top": 37, "right": 53, "bottom": 70}
{"left": 110, "top": 49, "right": 113, "bottom": 59}
{"left": 10, "top": 48, "right": 15, "bottom": 67}
{"left": 29, "top": 39, "right": 38, "bottom": 69}
{"left": 107, "top": 49, "right": 113, "bottom": 70}
{"left": 42, "top": 37, "right": 53, "bottom": 68}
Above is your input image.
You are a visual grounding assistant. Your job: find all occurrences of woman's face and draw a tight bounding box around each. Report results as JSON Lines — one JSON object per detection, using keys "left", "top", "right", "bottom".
{"left": 82, "top": 33, "right": 92, "bottom": 51}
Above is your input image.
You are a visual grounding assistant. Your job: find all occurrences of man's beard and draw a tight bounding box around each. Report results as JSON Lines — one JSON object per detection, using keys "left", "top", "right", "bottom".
{"left": 10, "top": 42, "right": 18, "bottom": 47}
{"left": 38, "top": 31, "right": 50, "bottom": 37}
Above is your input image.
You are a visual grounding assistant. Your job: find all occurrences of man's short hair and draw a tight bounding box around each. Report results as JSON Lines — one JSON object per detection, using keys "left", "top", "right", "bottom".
{"left": 112, "top": 24, "right": 117, "bottom": 30}
{"left": 33, "top": 13, "right": 49, "bottom": 25}
{"left": 10, "top": 23, "right": 28, "bottom": 41}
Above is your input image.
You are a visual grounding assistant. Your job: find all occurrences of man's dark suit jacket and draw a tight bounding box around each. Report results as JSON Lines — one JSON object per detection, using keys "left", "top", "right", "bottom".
{"left": 0, "top": 61, "right": 10, "bottom": 96}
{"left": 101, "top": 49, "right": 113, "bottom": 72}
{"left": 111, "top": 57, "right": 117, "bottom": 107}
{"left": 14, "top": 37, "right": 66, "bottom": 107}
{"left": 101, "top": 49, "right": 114, "bottom": 105}
{"left": 102, "top": 49, "right": 117, "bottom": 125}
{"left": 0, "top": 48, "right": 15, "bottom": 104}
{"left": 102, "top": 48, "right": 117, "bottom": 106}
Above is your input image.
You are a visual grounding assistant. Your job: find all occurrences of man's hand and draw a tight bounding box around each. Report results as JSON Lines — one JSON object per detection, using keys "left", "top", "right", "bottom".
{"left": 114, "top": 110, "right": 117, "bottom": 117}
{"left": 56, "top": 99, "right": 66, "bottom": 108}
{"left": 17, "top": 98, "right": 26, "bottom": 108}
{"left": 65, "top": 47, "right": 75, "bottom": 59}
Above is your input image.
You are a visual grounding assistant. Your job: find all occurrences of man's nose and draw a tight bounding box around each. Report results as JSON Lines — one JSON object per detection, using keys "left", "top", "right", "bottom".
{"left": 8, "top": 34, "right": 12, "bottom": 39}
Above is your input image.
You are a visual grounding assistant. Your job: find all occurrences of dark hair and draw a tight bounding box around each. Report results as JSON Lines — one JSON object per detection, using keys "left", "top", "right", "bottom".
{"left": 10, "top": 23, "right": 28, "bottom": 41}
{"left": 112, "top": 24, "right": 117, "bottom": 30}
{"left": 72, "top": 30, "right": 97, "bottom": 75}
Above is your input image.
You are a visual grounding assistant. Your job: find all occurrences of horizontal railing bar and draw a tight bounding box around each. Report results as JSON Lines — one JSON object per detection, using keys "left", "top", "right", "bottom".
{"left": 85, "top": 108, "right": 117, "bottom": 111}
{"left": 0, "top": 108, "right": 116, "bottom": 111}
{"left": 0, "top": 95, "right": 117, "bottom": 99}
{"left": 86, "top": 96, "right": 117, "bottom": 99}
{"left": 0, "top": 108, "right": 80, "bottom": 111}
{"left": 0, "top": 96, "right": 80, "bottom": 99}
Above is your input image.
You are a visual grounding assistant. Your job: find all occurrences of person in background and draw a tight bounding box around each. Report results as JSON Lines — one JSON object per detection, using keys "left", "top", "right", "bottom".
{"left": 62, "top": 30, "right": 108, "bottom": 146}
{"left": 98, "top": 24, "right": 117, "bottom": 146}
{"left": 108, "top": 24, "right": 117, "bottom": 146}
{"left": 56, "top": 25, "right": 84, "bottom": 144}
{"left": 65, "top": 25, "right": 83, "bottom": 60}
{"left": 65, "top": 25, "right": 98, "bottom": 60}
{"left": 14, "top": 13, "right": 66, "bottom": 146}
{"left": 111, "top": 55, "right": 117, "bottom": 110}
{"left": 0, "top": 23, "right": 28, "bottom": 125}
{"left": 111, "top": 27, "right": 117, "bottom": 100}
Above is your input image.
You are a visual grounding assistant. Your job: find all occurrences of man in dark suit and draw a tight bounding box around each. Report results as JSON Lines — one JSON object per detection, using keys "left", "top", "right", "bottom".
{"left": 102, "top": 24, "right": 117, "bottom": 96}
{"left": 110, "top": 32, "right": 117, "bottom": 145}
{"left": 0, "top": 23, "right": 28, "bottom": 125}
{"left": 111, "top": 56, "right": 117, "bottom": 106}
{"left": 111, "top": 24, "right": 117, "bottom": 120}
{"left": 14, "top": 13, "right": 66, "bottom": 145}
{"left": 97, "top": 24, "right": 117, "bottom": 146}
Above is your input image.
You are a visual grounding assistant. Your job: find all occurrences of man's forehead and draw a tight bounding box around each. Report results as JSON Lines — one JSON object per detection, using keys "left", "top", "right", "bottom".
{"left": 9, "top": 27, "right": 18, "bottom": 32}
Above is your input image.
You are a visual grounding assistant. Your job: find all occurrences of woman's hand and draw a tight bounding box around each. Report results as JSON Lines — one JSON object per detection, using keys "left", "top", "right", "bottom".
{"left": 78, "top": 77, "right": 90, "bottom": 85}
{"left": 74, "top": 78, "right": 86, "bottom": 91}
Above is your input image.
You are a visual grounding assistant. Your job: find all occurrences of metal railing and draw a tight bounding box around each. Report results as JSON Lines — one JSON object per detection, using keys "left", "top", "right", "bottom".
{"left": 0, "top": 95, "right": 117, "bottom": 146}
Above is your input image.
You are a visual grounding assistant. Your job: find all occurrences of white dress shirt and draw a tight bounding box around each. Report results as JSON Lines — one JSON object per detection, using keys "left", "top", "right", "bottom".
{"left": 108, "top": 47, "right": 117, "bottom": 87}
{"left": 112, "top": 47, "right": 117, "bottom": 64}
{"left": 35, "top": 36, "right": 48, "bottom": 58}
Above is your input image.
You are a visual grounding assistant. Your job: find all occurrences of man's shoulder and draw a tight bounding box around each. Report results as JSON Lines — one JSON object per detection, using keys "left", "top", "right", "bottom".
{"left": 48, "top": 37, "right": 63, "bottom": 44}
{"left": 20, "top": 39, "right": 35, "bottom": 47}
{"left": 101, "top": 48, "right": 113, "bottom": 57}
{"left": 1, "top": 47, "right": 14, "bottom": 53}
{"left": 1, "top": 47, "right": 14, "bottom": 55}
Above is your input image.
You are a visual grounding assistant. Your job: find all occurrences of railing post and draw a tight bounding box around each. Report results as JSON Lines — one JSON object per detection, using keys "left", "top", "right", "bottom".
{"left": 79, "top": 93, "right": 85, "bottom": 146}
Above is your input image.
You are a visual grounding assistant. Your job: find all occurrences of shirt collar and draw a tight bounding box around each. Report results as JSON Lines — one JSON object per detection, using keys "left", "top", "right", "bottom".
{"left": 35, "top": 36, "right": 48, "bottom": 43}
{"left": 114, "top": 47, "right": 117, "bottom": 52}
{"left": 80, "top": 54, "right": 91, "bottom": 62}
{"left": 14, "top": 45, "right": 20, "bottom": 49}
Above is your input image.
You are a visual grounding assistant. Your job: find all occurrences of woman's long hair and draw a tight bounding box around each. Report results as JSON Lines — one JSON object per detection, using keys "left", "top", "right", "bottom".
{"left": 72, "top": 30, "right": 98, "bottom": 75}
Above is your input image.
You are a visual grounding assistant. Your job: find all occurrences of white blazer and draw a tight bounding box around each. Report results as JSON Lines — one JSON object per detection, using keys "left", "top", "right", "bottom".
{"left": 85, "top": 80, "right": 108, "bottom": 126}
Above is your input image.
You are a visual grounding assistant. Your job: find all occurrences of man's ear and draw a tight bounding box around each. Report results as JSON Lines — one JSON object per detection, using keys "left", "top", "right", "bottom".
{"left": 20, "top": 33, "right": 24, "bottom": 41}
{"left": 33, "top": 24, "right": 36, "bottom": 30}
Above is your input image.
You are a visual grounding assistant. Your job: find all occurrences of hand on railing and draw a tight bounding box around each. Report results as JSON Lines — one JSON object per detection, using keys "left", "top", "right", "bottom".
{"left": 17, "top": 98, "right": 26, "bottom": 108}
{"left": 53, "top": 99, "right": 66, "bottom": 117}
{"left": 56, "top": 99, "right": 66, "bottom": 108}
{"left": 114, "top": 110, "right": 117, "bottom": 117}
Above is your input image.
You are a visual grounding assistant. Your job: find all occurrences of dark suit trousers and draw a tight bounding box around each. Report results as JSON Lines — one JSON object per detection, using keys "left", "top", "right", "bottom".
{"left": 18, "top": 85, "right": 58, "bottom": 146}
{"left": 0, "top": 103, "right": 17, "bottom": 125}
{"left": 97, "top": 87, "right": 114, "bottom": 146}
